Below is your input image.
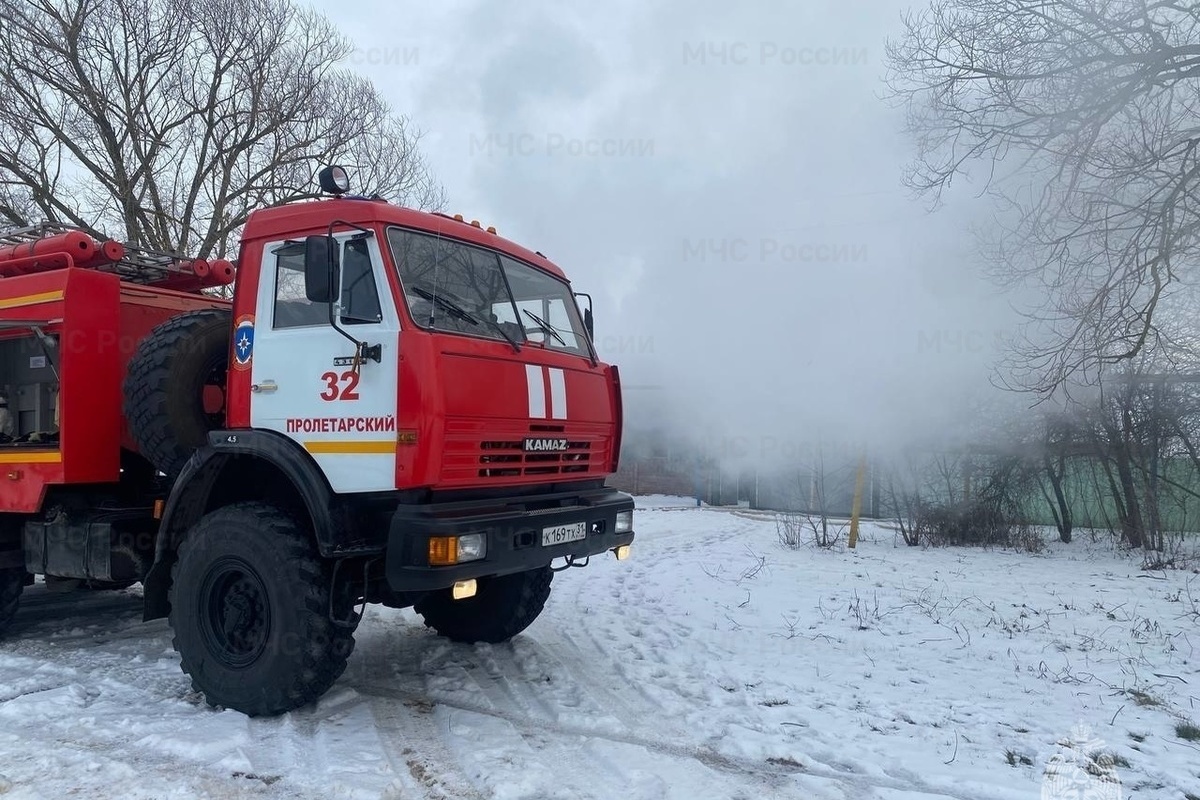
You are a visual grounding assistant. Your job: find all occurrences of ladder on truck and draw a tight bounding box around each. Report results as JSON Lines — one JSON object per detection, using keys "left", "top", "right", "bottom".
{"left": 0, "top": 222, "right": 234, "bottom": 292}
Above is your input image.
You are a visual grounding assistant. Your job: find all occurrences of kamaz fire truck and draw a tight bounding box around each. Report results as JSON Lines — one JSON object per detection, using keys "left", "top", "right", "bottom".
{"left": 0, "top": 166, "right": 634, "bottom": 716}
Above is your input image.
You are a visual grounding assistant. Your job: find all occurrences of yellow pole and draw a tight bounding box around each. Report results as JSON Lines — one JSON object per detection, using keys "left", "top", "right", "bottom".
{"left": 848, "top": 452, "right": 867, "bottom": 548}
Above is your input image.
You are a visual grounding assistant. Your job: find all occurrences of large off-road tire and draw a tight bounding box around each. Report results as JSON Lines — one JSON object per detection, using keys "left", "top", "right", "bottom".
{"left": 168, "top": 502, "right": 356, "bottom": 716}
{"left": 124, "top": 309, "right": 230, "bottom": 478}
{"left": 0, "top": 548, "right": 23, "bottom": 637}
{"left": 415, "top": 566, "right": 553, "bottom": 644}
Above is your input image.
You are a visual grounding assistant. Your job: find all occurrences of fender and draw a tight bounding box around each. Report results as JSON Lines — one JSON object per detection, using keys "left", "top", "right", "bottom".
{"left": 142, "top": 429, "right": 338, "bottom": 620}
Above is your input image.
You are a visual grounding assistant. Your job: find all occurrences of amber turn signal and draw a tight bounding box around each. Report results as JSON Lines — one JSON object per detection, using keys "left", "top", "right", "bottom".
{"left": 429, "top": 536, "right": 457, "bottom": 566}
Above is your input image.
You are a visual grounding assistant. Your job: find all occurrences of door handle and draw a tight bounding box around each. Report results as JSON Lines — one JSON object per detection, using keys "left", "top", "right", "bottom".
{"left": 251, "top": 380, "right": 278, "bottom": 394}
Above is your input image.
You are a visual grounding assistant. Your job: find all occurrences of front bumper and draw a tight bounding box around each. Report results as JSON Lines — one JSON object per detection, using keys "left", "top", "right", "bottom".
{"left": 385, "top": 486, "right": 635, "bottom": 591}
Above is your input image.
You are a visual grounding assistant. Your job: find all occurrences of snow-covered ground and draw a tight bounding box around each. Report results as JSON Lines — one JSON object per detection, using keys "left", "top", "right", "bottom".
{"left": 1, "top": 497, "right": 1198, "bottom": 799}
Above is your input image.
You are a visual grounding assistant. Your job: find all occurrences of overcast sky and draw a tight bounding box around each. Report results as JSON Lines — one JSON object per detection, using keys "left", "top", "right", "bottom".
{"left": 318, "top": 0, "right": 1021, "bottom": 458}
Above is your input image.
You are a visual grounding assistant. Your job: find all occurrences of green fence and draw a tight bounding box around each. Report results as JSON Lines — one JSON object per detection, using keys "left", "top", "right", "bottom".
{"left": 1018, "top": 457, "right": 1200, "bottom": 533}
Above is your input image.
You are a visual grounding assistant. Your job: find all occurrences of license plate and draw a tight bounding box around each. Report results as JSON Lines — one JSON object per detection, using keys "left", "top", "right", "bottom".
{"left": 541, "top": 521, "right": 587, "bottom": 547}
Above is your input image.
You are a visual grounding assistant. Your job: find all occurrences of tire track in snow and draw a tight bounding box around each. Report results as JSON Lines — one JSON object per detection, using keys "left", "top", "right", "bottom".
{"left": 543, "top": 510, "right": 769, "bottom": 734}
{"left": 347, "top": 616, "right": 791, "bottom": 798}
{"left": 365, "top": 695, "right": 489, "bottom": 800}
{"left": 354, "top": 637, "right": 1009, "bottom": 800}
{"left": 355, "top": 676, "right": 800, "bottom": 799}
{"left": 537, "top": 624, "right": 684, "bottom": 737}
{"left": 349, "top": 619, "right": 657, "bottom": 798}
{"left": 454, "top": 637, "right": 685, "bottom": 798}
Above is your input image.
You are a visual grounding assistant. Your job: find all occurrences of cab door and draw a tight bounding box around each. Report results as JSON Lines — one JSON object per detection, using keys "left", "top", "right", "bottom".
{"left": 248, "top": 234, "right": 400, "bottom": 493}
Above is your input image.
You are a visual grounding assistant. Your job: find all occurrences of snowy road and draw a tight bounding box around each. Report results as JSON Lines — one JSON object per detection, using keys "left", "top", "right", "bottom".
{"left": 1, "top": 497, "right": 1198, "bottom": 799}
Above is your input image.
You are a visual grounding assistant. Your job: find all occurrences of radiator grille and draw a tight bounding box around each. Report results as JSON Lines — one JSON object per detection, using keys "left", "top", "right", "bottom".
{"left": 440, "top": 421, "right": 610, "bottom": 484}
{"left": 478, "top": 439, "right": 592, "bottom": 478}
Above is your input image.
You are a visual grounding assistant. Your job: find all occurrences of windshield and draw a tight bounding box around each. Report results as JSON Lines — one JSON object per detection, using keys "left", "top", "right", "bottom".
{"left": 387, "top": 227, "right": 591, "bottom": 357}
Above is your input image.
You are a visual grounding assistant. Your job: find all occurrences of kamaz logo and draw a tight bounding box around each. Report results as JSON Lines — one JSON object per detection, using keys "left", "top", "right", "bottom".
{"left": 524, "top": 438, "right": 569, "bottom": 452}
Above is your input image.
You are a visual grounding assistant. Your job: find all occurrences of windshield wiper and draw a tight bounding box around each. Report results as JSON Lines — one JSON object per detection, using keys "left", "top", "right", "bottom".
{"left": 484, "top": 318, "right": 523, "bottom": 353}
{"left": 522, "top": 309, "right": 567, "bottom": 346}
{"left": 410, "top": 285, "right": 478, "bottom": 324}
{"left": 410, "top": 285, "right": 522, "bottom": 352}
{"left": 468, "top": 305, "right": 524, "bottom": 352}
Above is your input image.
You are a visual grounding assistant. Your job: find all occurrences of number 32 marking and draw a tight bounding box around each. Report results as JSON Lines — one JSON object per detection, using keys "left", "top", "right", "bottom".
{"left": 320, "top": 370, "right": 361, "bottom": 401}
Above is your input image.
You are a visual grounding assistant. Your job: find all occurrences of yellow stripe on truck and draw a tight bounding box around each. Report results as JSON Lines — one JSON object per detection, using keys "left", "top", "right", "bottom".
{"left": 304, "top": 440, "right": 397, "bottom": 455}
{"left": 0, "top": 290, "right": 65, "bottom": 310}
{"left": 0, "top": 450, "right": 62, "bottom": 464}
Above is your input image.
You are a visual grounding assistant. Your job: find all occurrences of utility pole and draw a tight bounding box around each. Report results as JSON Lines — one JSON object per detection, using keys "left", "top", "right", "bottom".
{"left": 848, "top": 452, "right": 867, "bottom": 548}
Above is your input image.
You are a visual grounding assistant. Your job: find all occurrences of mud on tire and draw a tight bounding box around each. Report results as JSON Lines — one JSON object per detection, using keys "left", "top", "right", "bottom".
{"left": 415, "top": 566, "right": 553, "bottom": 644}
{"left": 123, "top": 309, "right": 230, "bottom": 478}
{"left": 168, "top": 502, "right": 356, "bottom": 716}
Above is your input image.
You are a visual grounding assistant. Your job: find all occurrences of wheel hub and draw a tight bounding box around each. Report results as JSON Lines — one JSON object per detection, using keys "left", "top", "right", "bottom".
{"left": 200, "top": 560, "right": 270, "bottom": 668}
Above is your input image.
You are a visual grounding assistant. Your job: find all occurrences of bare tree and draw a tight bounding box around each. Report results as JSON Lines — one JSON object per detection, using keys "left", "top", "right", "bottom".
{"left": 1034, "top": 411, "right": 1076, "bottom": 544}
{"left": 887, "top": 1, "right": 1200, "bottom": 396}
{"left": 884, "top": 464, "right": 922, "bottom": 546}
{"left": 0, "top": 0, "right": 444, "bottom": 259}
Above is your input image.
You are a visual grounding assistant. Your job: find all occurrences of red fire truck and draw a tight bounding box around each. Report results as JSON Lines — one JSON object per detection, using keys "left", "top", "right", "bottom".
{"left": 0, "top": 166, "right": 634, "bottom": 715}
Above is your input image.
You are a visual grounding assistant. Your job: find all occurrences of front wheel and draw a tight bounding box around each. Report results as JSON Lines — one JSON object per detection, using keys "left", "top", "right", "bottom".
{"left": 415, "top": 566, "right": 553, "bottom": 644}
{"left": 168, "top": 502, "right": 355, "bottom": 716}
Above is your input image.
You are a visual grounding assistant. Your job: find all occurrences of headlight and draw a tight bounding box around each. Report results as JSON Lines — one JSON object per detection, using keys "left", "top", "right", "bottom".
{"left": 615, "top": 510, "right": 633, "bottom": 534}
{"left": 457, "top": 533, "right": 487, "bottom": 562}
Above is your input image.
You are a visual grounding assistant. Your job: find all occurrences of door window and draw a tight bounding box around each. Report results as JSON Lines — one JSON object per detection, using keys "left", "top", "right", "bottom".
{"left": 272, "top": 243, "right": 329, "bottom": 329}
{"left": 339, "top": 237, "right": 382, "bottom": 325}
{"left": 271, "top": 238, "right": 384, "bottom": 329}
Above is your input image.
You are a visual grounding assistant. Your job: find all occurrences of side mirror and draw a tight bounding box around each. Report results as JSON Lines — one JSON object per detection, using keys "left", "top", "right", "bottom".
{"left": 304, "top": 235, "right": 340, "bottom": 303}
